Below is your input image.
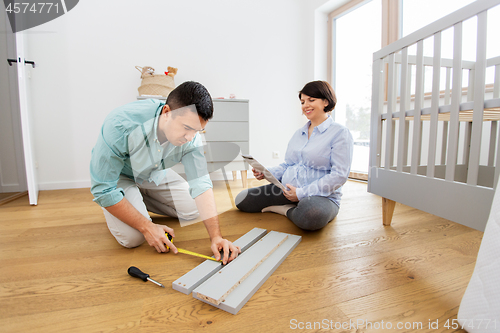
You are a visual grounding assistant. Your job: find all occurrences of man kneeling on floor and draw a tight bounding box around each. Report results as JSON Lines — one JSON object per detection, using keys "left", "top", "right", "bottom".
{"left": 90, "top": 81, "right": 240, "bottom": 264}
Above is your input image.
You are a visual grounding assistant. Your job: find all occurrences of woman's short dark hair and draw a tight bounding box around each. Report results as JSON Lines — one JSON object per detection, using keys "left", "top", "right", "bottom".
{"left": 166, "top": 81, "right": 214, "bottom": 121}
{"left": 299, "top": 81, "right": 337, "bottom": 112}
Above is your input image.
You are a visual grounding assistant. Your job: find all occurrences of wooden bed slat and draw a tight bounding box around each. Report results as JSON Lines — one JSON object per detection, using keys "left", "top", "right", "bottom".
{"left": 411, "top": 40, "right": 424, "bottom": 175}
{"left": 445, "top": 22, "right": 463, "bottom": 181}
{"left": 467, "top": 69, "right": 475, "bottom": 102}
{"left": 397, "top": 48, "right": 409, "bottom": 172}
{"left": 495, "top": 129, "right": 500, "bottom": 187}
{"left": 463, "top": 122, "right": 472, "bottom": 170}
{"left": 368, "top": 58, "right": 384, "bottom": 178}
{"left": 494, "top": 65, "right": 500, "bottom": 98}
{"left": 467, "top": 10, "right": 488, "bottom": 185}
{"left": 385, "top": 53, "right": 396, "bottom": 170}
{"left": 445, "top": 67, "right": 452, "bottom": 105}
{"left": 441, "top": 122, "right": 449, "bottom": 165}
{"left": 427, "top": 32, "right": 442, "bottom": 178}
{"left": 488, "top": 121, "right": 498, "bottom": 167}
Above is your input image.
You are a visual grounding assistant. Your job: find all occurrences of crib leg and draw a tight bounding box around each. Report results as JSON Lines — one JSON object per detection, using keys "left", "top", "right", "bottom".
{"left": 382, "top": 198, "right": 396, "bottom": 226}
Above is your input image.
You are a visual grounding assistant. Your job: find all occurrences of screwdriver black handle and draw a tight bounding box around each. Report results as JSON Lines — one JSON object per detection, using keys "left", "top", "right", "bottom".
{"left": 128, "top": 266, "right": 149, "bottom": 282}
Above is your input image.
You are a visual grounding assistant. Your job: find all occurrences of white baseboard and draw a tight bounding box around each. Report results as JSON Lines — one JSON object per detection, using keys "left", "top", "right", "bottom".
{"left": 39, "top": 180, "right": 91, "bottom": 191}
{"left": 37, "top": 172, "right": 256, "bottom": 191}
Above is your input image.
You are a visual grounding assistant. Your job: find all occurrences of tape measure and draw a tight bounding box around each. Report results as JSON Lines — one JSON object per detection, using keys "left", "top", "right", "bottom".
{"left": 166, "top": 233, "right": 221, "bottom": 262}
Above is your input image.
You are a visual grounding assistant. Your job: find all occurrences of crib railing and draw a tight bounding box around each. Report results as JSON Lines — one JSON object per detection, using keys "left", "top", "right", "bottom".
{"left": 368, "top": 0, "right": 500, "bottom": 231}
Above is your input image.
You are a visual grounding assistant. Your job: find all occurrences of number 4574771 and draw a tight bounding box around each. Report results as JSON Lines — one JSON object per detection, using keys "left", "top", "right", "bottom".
{"left": 5, "top": 3, "right": 59, "bottom": 14}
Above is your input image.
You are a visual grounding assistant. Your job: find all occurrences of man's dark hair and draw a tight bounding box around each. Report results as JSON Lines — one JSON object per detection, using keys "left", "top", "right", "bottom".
{"left": 299, "top": 81, "right": 337, "bottom": 112}
{"left": 166, "top": 81, "right": 214, "bottom": 120}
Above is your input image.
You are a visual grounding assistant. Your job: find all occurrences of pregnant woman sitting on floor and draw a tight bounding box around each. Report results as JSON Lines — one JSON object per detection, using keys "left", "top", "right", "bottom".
{"left": 235, "top": 80, "right": 353, "bottom": 230}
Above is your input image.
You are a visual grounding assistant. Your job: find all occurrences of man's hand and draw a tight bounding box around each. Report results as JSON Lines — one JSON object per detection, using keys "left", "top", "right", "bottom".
{"left": 210, "top": 236, "right": 241, "bottom": 265}
{"left": 142, "top": 222, "right": 177, "bottom": 253}
{"left": 195, "top": 189, "right": 241, "bottom": 264}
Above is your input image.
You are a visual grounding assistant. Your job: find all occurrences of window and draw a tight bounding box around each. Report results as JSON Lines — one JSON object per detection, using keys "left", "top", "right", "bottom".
{"left": 330, "top": 0, "right": 382, "bottom": 176}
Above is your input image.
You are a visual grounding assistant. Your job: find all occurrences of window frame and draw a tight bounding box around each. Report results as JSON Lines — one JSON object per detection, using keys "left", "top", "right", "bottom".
{"left": 327, "top": 0, "right": 400, "bottom": 180}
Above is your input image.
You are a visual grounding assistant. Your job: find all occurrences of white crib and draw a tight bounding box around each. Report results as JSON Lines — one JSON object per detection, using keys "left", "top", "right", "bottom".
{"left": 368, "top": 0, "right": 500, "bottom": 231}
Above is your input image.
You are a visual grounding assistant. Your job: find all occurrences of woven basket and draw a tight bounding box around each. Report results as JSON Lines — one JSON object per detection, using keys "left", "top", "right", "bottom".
{"left": 136, "top": 66, "right": 175, "bottom": 97}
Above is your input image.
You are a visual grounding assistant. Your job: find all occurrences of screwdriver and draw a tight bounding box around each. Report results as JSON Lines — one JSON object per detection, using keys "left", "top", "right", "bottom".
{"left": 127, "top": 266, "right": 165, "bottom": 288}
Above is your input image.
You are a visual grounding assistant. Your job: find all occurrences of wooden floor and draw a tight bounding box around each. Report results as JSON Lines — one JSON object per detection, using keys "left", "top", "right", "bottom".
{"left": 0, "top": 179, "right": 482, "bottom": 333}
{"left": 0, "top": 191, "right": 27, "bottom": 205}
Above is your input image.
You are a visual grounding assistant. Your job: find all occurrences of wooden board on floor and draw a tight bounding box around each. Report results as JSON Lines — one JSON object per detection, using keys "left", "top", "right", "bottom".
{"left": 172, "top": 227, "right": 267, "bottom": 294}
{"left": 194, "top": 231, "right": 288, "bottom": 305}
{"left": 192, "top": 231, "right": 301, "bottom": 314}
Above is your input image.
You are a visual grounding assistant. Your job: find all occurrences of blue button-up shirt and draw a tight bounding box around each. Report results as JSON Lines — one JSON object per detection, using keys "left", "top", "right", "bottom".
{"left": 268, "top": 116, "right": 353, "bottom": 206}
{"left": 90, "top": 99, "right": 212, "bottom": 208}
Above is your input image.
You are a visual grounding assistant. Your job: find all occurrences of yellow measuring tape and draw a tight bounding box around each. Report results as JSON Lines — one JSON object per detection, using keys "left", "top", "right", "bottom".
{"left": 166, "top": 233, "right": 221, "bottom": 262}
{"left": 177, "top": 248, "right": 220, "bottom": 262}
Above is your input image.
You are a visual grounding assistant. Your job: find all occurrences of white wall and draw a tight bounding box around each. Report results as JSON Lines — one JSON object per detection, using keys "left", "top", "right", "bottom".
{"left": 25, "top": 0, "right": 318, "bottom": 190}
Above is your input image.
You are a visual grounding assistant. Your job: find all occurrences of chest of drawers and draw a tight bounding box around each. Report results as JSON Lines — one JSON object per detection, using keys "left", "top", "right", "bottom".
{"left": 204, "top": 99, "right": 249, "bottom": 187}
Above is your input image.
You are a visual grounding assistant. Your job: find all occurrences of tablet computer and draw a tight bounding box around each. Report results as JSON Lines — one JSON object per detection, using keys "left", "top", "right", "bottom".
{"left": 242, "top": 154, "right": 287, "bottom": 191}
